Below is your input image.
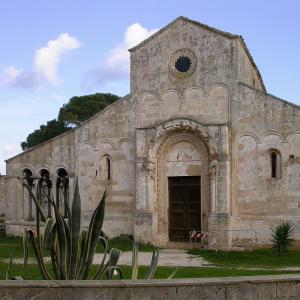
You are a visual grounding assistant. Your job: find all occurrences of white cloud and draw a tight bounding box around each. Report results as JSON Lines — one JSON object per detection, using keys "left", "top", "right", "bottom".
{"left": 84, "top": 23, "right": 158, "bottom": 88}
{"left": 34, "top": 33, "right": 81, "bottom": 85}
{"left": 0, "top": 65, "right": 37, "bottom": 89}
{"left": 0, "top": 33, "right": 81, "bottom": 89}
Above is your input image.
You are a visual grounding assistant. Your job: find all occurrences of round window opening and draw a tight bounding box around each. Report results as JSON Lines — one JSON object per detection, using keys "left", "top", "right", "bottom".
{"left": 175, "top": 56, "right": 191, "bottom": 73}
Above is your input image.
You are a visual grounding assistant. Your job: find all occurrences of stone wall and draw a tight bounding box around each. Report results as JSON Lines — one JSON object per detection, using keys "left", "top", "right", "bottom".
{"left": 231, "top": 83, "right": 300, "bottom": 245}
{"left": 5, "top": 130, "right": 75, "bottom": 235}
{"left": 1, "top": 275, "right": 300, "bottom": 299}
{"left": 0, "top": 175, "right": 6, "bottom": 217}
{"left": 74, "top": 95, "right": 136, "bottom": 238}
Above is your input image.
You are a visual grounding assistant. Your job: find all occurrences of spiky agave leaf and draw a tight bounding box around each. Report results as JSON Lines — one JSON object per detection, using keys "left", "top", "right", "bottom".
{"left": 6, "top": 257, "right": 13, "bottom": 280}
{"left": 23, "top": 230, "right": 29, "bottom": 268}
{"left": 28, "top": 230, "right": 52, "bottom": 280}
{"left": 42, "top": 218, "right": 55, "bottom": 254}
{"left": 77, "top": 191, "right": 107, "bottom": 279}
{"left": 23, "top": 183, "right": 46, "bottom": 222}
{"left": 93, "top": 236, "right": 109, "bottom": 280}
{"left": 131, "top": 241, "right": 139, "bottom": 280}
{"left": 144, "top": 247, "right": 159, "bottom": 279}
{"left": 98, "top": 248, "right": 122, "bottom": 280}
{"left": 49, "top": 197, "right": 68, "bottom": 279}
{"left": 69, "top": 179, "right": 81, "bottom": 279}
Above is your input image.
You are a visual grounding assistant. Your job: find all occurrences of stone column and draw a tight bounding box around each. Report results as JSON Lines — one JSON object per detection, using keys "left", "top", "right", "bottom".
{"left": 143, "top": 161, "right": 155, "bottom": 211}
{"left": 209, "top": 161, "right": 217, "bottom": 213}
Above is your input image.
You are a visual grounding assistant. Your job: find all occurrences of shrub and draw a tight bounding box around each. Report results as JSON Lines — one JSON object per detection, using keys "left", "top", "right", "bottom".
{"left": 271, "top": 222, "right": 295, "bottom": 256}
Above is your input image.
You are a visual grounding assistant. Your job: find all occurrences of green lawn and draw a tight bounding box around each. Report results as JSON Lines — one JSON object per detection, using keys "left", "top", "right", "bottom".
{"left": 1, "top": 263, "right": 300, "bottom": 280}
{"left": 0, "top": 235, "right": 154, "bottom": 260}
{"left": 188, "top": 248, "right": 300, "bottom": 268}
{"left": 2, "top": 236, "right": 300, "bottom": 280}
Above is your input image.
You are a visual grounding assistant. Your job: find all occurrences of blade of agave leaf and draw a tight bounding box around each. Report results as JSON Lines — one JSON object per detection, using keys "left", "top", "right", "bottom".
{"left": 168, "top": 267, "right": 179, "bottom": 279}
{"left": 23, "top": 229, "right": 29, "bottom": 268}
{"left": 42, "top": 218, "right": 55, "bottom": 254}
{"left": 62, "top": 217, "right": 71, "bottom": 277}
{"left": 93, "top": 237, "right": 108, "bottom": 280}
{"left": 23, "top": 183, "right": 46, "bottom": 222}
{"left": 50, "top": 224, "right": 59, "bottom": 279}
{"left": 12, "top": 276, "right": 23, "bottom": 280}
{"left": 145, "top": 248, "right": 159, "bottom": 279}
{"left": 6, "top": 257, "right": 13, "bottom": 280}
{"left": 63, "top": 185, "right": 71, "bottom": 220}
{"left": 69, "top": 179, "right": 81, "bottom": 279}
{"left": 50, "top": 197, "right": 67, "bottom": 280}
{"left": 100, "top": 248, "right": 122, "bottom": 280}
{"left": 77, "top": 191, "right": 107, "bottom": 279}
{"left": 131, "top": 242, "right": 139, "bottom": 280}
{"left": 75, "top": 229, "right": 87, "bottom": 279}
{"left": 100, "top": 266, "right": 124, "bottom": 280}
{"left": 107, "top": 248, "right": 122, "bottom": 280}
{"left": 28, "top": 230, "right": 52, "bottom": 280}
{"left": 81, "top": 191, "right": 107, "bottom": 279}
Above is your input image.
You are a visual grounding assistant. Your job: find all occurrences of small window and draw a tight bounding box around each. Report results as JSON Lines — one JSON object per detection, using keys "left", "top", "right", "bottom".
{"left": 106, "top": 157, "right": 111, "bottom": 180}
{"left": 269, "top": 150, "right": 281, "bottom": 179}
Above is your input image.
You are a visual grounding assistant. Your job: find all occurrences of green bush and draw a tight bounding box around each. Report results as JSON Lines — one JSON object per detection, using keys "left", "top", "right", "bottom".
{"left": 271, "top": 222, "right": 295, "bottom": 256}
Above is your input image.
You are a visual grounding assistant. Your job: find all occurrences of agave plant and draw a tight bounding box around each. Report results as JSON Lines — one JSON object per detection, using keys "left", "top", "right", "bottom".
{"left": 271, "top": 221, "right": 295, "bottom": 256}
{"left": 23, "top": 179, "right": 122, "bottom": 280}
{"left": 131, "top": 242, "right": 177, "bottom": 280}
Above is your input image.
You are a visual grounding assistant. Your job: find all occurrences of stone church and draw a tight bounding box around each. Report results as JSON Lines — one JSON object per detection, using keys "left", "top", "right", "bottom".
{"left": 1, "top": 16, "right": 299, "bottom": 249}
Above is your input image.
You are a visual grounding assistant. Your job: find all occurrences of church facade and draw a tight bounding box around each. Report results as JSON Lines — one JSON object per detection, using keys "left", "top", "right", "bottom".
{"left": 1, "top": 17, "right": 300, "bottom": 249}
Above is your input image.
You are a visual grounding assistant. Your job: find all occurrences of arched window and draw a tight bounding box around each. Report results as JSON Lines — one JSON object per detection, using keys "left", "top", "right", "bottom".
{"left": 56, "top": 168, "right": 69, "bottom": 217}
{"left": 38, "top": 169, "right": 52, "bottom": 218}
{"left": 106, "top": 157, "right": 111, "bottom": 180}
{"left": 269, "top": 150, "right": 281, "bottom": 179}
{"left": 22, "top": 168, "right": 34, "bottom": 220}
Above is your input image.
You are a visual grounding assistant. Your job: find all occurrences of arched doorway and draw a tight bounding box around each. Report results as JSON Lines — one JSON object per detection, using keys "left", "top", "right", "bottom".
{"left": 155, "top": 131, "right": 210, "bottom": 243}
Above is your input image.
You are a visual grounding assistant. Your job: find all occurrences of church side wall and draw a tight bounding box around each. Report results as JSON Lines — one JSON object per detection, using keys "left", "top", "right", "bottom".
{"left": 236, "top": 41, "right": 264, "bottom": 91}
{"left": 0, "top": 176, "right": 7, "bottom": 217}
{"left": 5, "top": 130, "right": 75, "bottom": 235}
{"left": 231, "top": 83, "right": 300, "bottom": 245}
{"left": 74, "top": 96, "right": 136, "bottom": 238}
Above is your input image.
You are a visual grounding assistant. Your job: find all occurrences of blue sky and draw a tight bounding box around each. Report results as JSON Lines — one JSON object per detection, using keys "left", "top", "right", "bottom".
{"left": 0, "top": 0, "right": 299, "bottom": 174}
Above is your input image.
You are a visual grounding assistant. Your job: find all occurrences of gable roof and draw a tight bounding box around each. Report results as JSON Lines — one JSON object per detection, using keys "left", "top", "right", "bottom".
{"left": 129, "top": 16, "right": 266, "bottom": 92}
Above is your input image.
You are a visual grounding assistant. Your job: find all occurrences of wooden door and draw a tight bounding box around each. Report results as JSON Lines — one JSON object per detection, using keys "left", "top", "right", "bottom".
{"left": 168, "top": 176, "right": 201, "bottom": 242}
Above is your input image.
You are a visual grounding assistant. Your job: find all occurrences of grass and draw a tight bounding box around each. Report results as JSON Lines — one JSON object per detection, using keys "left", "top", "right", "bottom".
{"left": 0, "top": 235, "right": 154, "bottom": 260}
{"left": 1, "top": 263, "right": 300, "bottom": 280}
{"left": 2, "top": 236, "right": 300, "bottom": 280}
{"left": 188, "top": 248, "right": 300, "bottom": 268}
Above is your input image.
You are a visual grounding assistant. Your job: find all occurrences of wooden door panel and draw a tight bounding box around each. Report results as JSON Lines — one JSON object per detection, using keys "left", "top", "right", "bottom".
{"left": 169, "top": 176, "right": 201, "bottom": 242}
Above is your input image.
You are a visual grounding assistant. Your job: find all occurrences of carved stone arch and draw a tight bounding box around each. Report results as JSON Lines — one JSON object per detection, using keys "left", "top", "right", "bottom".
{"left": 150, "top": 118, "right": 218, "bottom": 160}
{"left": 95, "top": 139, "right": 117, "bottom": 151}
{"left": 36, "top": 166, "right": 51, "bottom": 177}
{"left": 260, "top": 131, "right": 286, "bottom": 144}
{"left": 117, "top": 138, "right": 132, "bottom": 150}
{"left": 184, "top": 86, "right": 205, "bottom": 101}
{"left": 286, "top": 131, "right": 300, "bottom": 143}
{"left": 209, "top": 83, "right": 230, "bottom": 98}
{"left": 21, "top": 166, "right": 34, "bottom": 177}
{"left": 237, "top": 132, "right": 260, "bottom": 145}
{"left": 146, "top": 118, "right": 218, "bottom": 244}
{"left": 78, "top": 142, "right": 96, "bottom": 152}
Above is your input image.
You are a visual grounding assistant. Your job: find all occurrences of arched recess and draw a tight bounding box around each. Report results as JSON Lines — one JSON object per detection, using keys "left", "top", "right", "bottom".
{"left": 38, "top": 168, "right": 52, "bottom": 218}
{"left": 22, "top": 168, "right": 34, "bottom": 220}
{"left": 56, "top": 168, "right": 69, "bottom": 217}
{"left": 147, "top": 119, "right": 218, "bottom": 244}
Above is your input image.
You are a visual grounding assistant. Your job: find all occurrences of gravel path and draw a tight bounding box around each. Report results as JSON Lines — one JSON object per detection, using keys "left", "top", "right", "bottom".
{"left": 93, "top": 249, "right": 211, "bottom": 267}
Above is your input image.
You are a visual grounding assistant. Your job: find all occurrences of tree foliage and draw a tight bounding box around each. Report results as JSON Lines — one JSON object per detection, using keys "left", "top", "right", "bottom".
{"left": 58, "top": 93, "right": 119, "bottom": 127}
{"left": 21, "top": 93, "right": 120, "bottom": 151}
